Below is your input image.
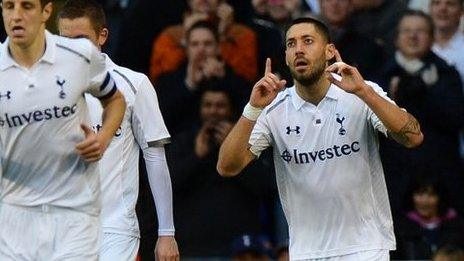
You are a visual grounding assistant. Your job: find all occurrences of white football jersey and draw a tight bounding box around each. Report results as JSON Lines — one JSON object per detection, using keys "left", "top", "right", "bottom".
{"left": 249, "top": 83, "right": 396, "bottom": 260}
{"left": 0, "top": 31, "right": 115, "bottom": 216}
{"left": 85, "top": 55, "right": 170, "bottom": 237}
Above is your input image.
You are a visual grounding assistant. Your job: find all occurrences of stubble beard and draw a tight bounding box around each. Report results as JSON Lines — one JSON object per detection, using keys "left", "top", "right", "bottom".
{"left": 290, "top": 58, "right": 327, "bottom": 88}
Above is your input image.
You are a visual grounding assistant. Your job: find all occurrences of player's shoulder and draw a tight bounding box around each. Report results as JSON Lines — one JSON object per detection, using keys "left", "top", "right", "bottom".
{"left": 263, "top": 87, "right": 292, "bottom": 115}
{"left": 53, "top": 34, "right": 96, "bottom": 63}
{"left": 111, "top": 64, "right": 150, "bottom": 96}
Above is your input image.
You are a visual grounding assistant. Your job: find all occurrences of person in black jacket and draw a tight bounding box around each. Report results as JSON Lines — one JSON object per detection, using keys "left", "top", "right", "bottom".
{"left": 393, "top": 175, "right": 464, "bottom": 260}
{"left": 376, "top": 10, "right": 464, "bottom": 215}
{"left": 166, "top": 80, "right": 276, "bottom": 259}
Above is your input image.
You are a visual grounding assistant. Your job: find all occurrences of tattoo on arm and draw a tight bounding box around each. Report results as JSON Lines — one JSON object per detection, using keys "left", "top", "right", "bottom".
{"left": 388, "top": 113, "right": 421, "bottom": 147}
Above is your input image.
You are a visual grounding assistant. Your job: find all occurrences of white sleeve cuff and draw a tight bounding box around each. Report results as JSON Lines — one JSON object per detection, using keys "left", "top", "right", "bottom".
{"left": 142, "top": 146, "right": 175, "bottom": 235}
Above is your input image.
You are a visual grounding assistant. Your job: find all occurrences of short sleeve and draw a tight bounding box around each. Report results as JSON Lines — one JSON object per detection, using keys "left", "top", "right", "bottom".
{"left": 366, "top": 81, "right": 397, "bottom": 136}
{"left": 87, "top": 45, "right": 117, "bottom": 99}
{"left": 132, "top": 76, "right": 171, "bottom": 149}
{"left": 248, "top": 112, "right": 273, "bottom": 157}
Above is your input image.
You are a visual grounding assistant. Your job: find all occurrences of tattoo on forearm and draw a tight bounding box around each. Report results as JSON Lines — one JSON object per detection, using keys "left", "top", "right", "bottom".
{"left": 388, "top": 114, "right": 421, "bottom": 147}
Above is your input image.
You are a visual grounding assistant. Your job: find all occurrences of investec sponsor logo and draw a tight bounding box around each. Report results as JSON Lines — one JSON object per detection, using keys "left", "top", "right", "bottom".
{"left": 281, "top": 141, "right": 360, "bottom": 164}
{"left": 0, "top": 104, "right": 78, "bottom": 128}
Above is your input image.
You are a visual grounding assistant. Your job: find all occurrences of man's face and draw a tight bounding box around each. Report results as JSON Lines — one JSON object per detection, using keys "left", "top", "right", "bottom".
{"left": 430, "top": 0, "right": 462, "bottom": 31}
{"left": 320, "top": 0, "right": 352, "bottom": 27}
{"left": 58, "top": 17, "right": 104, "bottom": 48}
{"left": 2, "top": 0, "right": 51, "bottom": 48}
{"left": 189, "top": 0, "right": 219, "bottom": 14}
{"left": 285, "top": 23, "right": 332, "bottom": 86}
{"left": 200, "top": 91, "right": 232, "bottom": 123}
{"left": 396, "top": 16, "right": 433, "bottom": 59}
{"left": 187, "top": 27, "right": 218, "bottom": 63}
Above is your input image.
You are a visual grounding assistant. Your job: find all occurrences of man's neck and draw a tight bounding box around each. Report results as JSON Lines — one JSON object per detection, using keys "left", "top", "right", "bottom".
{"left": 295, "top": 75, "right": 331, "bottom": 106}
{"left": 9, "top": 29, "right": 46, "bottom": 68}
{"left": 434, "top": 26, "right": 459, "bottom": 47}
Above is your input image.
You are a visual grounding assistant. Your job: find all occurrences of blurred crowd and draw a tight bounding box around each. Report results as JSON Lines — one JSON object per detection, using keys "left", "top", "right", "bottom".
{"left": 2, "top": 0, "right": 464, "bottom": 260}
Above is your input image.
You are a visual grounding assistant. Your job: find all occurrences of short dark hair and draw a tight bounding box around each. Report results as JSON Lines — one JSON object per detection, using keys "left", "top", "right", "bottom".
{"left": 397, "top": 9, "right": 434, "bottom": 37}
{"left": 57, "top": 0, "right": 106, "bottom": 35}
{"left": 286, "top": 17, "right": 332, "bottom": 43}
{"left": 185, "top": 20, "right": 219, "bottom": 44}
{"left": 198, "top": 78, "right": 233, "bottom": 104}
{"left": 404, "top": 175, "right": 451, "bottom": 216}
{"left": 198, "top": 77, "right": 238, "bottom": 119}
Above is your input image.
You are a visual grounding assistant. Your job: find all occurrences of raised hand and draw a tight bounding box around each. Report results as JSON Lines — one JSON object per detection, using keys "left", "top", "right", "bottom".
{"left": 325, "top": 49, "right": 369, "bottom": 96}
{"left": 249, "top": 58, "right": 286, "bottom": 108}
{"left": 195, "top": 122, "right": 212, "bottom": 159}
{"left": 186, "top": 54, "right": 205, "bottom": 90}
{"left": 202, "top": 57, "right": 225, "bottom": 79}
{"left": 183, "top": 12, "right": 208, "bottom": 31}
{"left": 217, "top": 2, "right": 234, "bottom": 35}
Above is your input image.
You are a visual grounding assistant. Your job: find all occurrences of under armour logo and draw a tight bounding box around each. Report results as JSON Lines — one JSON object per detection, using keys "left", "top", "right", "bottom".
{"left": 281, "top": 150, "right": 292, "bottom": 163}
{"left": 56, "top": 76, "right": 66, "bottom": 99}
{"left": 0, "top": 91, "right": 11, "bottom": 101}
{"left": 286, "top": 126, "right": 300, "bottom": 135}
{"left": 336, "top": 113, "right": 346, "bottom": 135}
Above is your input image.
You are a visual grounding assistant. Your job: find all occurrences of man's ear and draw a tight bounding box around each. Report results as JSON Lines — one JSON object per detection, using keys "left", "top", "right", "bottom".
{"left": 326, "top": 43, "right": 336, "bottom": 61}
{"left": 41, "top": 2, "right": 53, "bottom": 23}
{"left": 98, "top": 28, "right": 109, "bottom": 47}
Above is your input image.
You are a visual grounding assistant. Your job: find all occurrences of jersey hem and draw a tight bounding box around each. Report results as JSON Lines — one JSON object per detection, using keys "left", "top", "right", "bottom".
{"left": 290, "top": 242, "right": 395, "bottom": 260}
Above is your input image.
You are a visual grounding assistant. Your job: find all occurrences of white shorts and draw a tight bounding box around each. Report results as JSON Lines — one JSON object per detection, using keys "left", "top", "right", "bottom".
{"left": 302, "top": 249, "right": 389, "bottom": 261}
{"left": 100, "top": 232, "right": 140, "bottom": 261}
{"left": 0, "top": 203, "right": 99, "bottom": 261}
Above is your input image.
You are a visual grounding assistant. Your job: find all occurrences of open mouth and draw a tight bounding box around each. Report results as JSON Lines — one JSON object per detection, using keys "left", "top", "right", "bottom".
{"left": 294, "top": 59, "right": 309, "bottom": 70}
{"left": 11, "top": 26, "right": 25, "bottom": 36}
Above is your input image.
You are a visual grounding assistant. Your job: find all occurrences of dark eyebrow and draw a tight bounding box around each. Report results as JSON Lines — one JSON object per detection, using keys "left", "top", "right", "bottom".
{"left": 286, "top": 34, "right": 314, "bottom": 42}
{"left": 286, "top": 37, "right": 295, "bottom": 43}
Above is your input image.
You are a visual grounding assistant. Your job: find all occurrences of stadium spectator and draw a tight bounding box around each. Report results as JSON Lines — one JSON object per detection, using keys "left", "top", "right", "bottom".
{"left": 156, "top": 21, "right": 250, "bottom": 135}
{"left": 393, "top": 176, "right": 464, "bottom": 260}
{"left": 149, "top": 0, "right": 258, "bottom": 83}
{"left": 376, "top": 10, "right": 464, "bottom": 215}
{"left": 431, "top": 0, "right": 464, "bottom": 83}
{"left": 166, "top": 81, "right": 275, "bottom": 259}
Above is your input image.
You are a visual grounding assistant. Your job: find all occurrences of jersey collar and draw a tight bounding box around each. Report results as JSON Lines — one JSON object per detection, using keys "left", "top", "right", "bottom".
{"left": 0, "top": 30, "right": 56, "bottom": 71}
{"left": 290, "top": 80, "right": 341, "bottom": 111}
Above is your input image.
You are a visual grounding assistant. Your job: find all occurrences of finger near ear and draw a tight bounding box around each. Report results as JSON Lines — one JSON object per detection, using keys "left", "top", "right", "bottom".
{"left": 334, "top": 49, "right": 343, "bottom": 63}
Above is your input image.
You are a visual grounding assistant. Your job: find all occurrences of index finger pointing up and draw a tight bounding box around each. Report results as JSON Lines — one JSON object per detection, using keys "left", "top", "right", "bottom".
{"left": 265, "top": 58, "right": 272, "bottom": 75}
